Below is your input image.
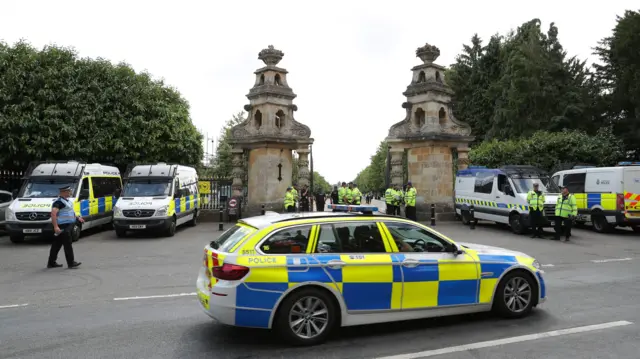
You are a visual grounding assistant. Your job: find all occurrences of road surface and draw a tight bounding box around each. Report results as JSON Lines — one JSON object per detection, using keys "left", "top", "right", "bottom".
{"left": 1, "top": 216, "right": 639, "bottom": 359}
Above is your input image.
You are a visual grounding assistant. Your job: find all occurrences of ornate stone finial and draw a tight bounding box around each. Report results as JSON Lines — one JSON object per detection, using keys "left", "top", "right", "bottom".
{"left": 258, "top": 45, "right": 284, "bottom": 66}
{"left": 416, "top": 43, "right": 440, "bottom": 64}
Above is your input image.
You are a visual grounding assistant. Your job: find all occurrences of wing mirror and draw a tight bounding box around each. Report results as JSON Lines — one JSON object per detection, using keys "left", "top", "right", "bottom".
{"left": 452, "top": 244, "right": 465, "bottom": 256}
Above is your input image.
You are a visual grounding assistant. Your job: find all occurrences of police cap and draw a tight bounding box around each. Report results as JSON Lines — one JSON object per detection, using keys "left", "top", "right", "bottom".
{"left": 59, "top": 186, "right": 73, "bottom": 192}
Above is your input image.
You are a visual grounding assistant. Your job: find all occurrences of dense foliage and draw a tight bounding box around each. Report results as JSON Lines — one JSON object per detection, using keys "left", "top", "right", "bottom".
{"left": 0, "top": 41, "right": 203, "bottom": 170}
{"left": 354, "top": 12, "right": 640, "bottom": 186}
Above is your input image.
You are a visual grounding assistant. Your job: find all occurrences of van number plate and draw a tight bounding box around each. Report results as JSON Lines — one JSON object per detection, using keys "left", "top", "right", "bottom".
{"left": 23, "top": 229, "right": 42, "bottom": 234}
{"left": 129, "top": 225, "right": 146, "bottom": 229}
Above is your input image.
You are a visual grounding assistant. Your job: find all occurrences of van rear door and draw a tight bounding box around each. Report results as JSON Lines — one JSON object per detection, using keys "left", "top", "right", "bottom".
{"left": 623, "top": 168, "right": 640, "bottom": 215}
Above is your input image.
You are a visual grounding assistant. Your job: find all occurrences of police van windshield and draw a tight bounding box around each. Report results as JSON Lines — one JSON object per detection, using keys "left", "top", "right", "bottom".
{"left": 510, "top": 177, "right": 560, "bottom": 194}
{"left": 19, "top": 178, "right": 78, "bottom": 198}
{"left": 122, "top": 179, "right": 172, "bottom": 197}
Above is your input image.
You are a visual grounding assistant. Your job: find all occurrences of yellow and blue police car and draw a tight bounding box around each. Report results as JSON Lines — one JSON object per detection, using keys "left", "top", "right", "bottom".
{"left": 196, "top": 205, "right": 546, "bottom": 345}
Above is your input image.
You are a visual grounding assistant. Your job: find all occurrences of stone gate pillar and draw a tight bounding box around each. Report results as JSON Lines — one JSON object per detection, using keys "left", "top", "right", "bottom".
{"left": 296, "top": 148, "right": 310, "bottom": 187}
{"left": 231, "top": 148, "right": 245, "bottom": 197}
{"left": 389, "top": 148, "right": 405, "bottom": 186}
{"left": 227, "top": 45, "right": 314, "bottom": 216}
{"left": 386, "top": 43, "right": 474, "bottom": 221}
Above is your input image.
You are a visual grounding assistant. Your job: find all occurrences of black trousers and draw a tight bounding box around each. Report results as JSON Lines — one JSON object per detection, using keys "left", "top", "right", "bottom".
{"left": 530, "top": 209, "right": 544, "bottom": 235}
{"left": 48, "top": 223, "right": 75, "bottom": 266}
{"left": 406, "top": 206, "right": 417, "bottom": 221}
{"left": 386, "top": 204, "right": 396, "bottom": 215}
{"left": 286, "top": 205, "right": 295, "bottom": 213}
{"left": 554, "top": 217, "right": 572, "bottom": 239}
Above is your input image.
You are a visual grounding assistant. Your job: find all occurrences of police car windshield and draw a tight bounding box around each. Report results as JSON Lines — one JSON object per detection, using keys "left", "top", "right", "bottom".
{"left": 510, "top": 177, "right": 560, "bottom": 193}
{"left": 123, "top": 179, "right": 172, "bottom": 197}
{"left": 19, "top": 179, "right": 77, "bottom": 198}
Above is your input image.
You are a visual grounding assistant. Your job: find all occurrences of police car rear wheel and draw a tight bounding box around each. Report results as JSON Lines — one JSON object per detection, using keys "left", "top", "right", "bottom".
{"left": 275, "top": 288, "right": 337, "bottom": 346}
{"left": 493, "top": 270, "right": 537, "bottom": 319}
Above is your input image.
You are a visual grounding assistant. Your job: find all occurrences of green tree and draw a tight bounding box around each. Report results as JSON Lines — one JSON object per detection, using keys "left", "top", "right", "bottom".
{"left": 0, "top": 40, "right": 203, "bottom": 170}
{"left": 353, "top": 141, "right": 388, "bottom": 192}
{"left": 211, "top": 111, "right": 245, "bottom": 178}
{"left": 469, "top": 128, "right": 624, "bottom": 171}
{"left": 594, "top": 10, "right": 640, "bottom": 159}
{"left": 448, "top": 20, "right": 602, "bottom": 141}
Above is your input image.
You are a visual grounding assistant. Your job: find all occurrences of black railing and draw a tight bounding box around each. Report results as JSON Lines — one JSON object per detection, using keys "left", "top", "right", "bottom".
{"left": 0, "top": 169, "right": 25, "bottom": 193}
{"left": 198, "top": 178, "right": 233, "bottom": 210}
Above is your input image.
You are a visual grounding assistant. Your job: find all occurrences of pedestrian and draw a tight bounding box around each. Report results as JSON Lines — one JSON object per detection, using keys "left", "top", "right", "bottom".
{"left": 300, "top": 184, "right": 310, "bottom": 212}
{"left": 284, "top": 187, "right": 295, "bottom": 213}
{"left": 554, "top": 186, "right": 577, "bottom": 241}
{"left": 315, "top": 191, "right": 325, "bottom": 212}
{"left": 385, "top": 185, "right": 395, "bottom": 215}
{"left": 404, "top": 182, "right": 417, "bottom": 221}
{"left": 48, "top": 186, "right": 82, "bottom": 269}
{"left": 527, "top": 182, "right": 545, "bottom": 238}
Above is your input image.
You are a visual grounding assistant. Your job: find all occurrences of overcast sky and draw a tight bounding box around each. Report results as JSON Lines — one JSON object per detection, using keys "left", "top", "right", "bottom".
{"left": 1, "top": 1, "right": 636, "bottom": 184}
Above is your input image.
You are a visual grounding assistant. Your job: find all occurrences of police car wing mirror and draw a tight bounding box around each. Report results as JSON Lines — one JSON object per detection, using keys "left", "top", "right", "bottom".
{"left": 452, "top": 245, "right": 465, "bottom": 256}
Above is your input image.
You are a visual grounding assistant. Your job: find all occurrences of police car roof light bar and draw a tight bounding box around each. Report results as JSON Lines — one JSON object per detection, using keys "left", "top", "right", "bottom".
{"left": 617, "top": 161, "right": 640, "bottom": 166}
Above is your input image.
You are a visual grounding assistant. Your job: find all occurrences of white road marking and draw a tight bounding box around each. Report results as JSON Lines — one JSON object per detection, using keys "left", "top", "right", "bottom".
{"left": 113, "top": 292, "right": 197, "bottom": 301}
{"left": 591, "top": 258, "right": 633, "bottom": 263}
{"left": 0, "top": 303, "right": 29, "bottom": 309}
{"left": 375, "top": 320, "right": 633, "bottom": 359}
{"left": 541, "top": 264, "right": 555, "bottom": 267}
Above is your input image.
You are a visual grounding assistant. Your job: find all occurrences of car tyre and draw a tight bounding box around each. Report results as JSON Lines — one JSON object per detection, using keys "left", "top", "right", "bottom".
{"left": 592, "top": 214, "right": 612, "bottom": 233}
{"left": 9, "top": 235, "right": 25, "bottom": 244}
{"left": 274, "top": 287, "right": 338, "bottom": 346}
{"left": 71, "top": 224, "right": 81, "bottom": 242}
{"left": 509, "top": 213, "right": 525, "bottom": 234}
{"left": 165, "top": 217, "right": 177, "bottom": 237}
{"left": 188, "top": 210, "right": 198, "bottom": 227}
{"left": 115, "top": 228, "right": 127, "bottom": 238}
{"left": 493, "top": 270, "right": 537, "bottom": 319}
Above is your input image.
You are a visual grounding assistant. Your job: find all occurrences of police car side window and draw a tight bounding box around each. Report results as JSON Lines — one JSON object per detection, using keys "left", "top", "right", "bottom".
{"left": 316, "top": 222, "right": 387, "bottom": 253}
{"left": 261, "top": 225, "right": 313, "bottom": 254}
{"left": 385, "top": 222, "right": 451, "bottom": 253}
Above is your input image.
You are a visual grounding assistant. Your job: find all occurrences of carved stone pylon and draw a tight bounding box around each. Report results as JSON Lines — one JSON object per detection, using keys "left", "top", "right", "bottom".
{"left": 227, "top": 45, "right": 314, "bottom": 215}
{"left": 231, "top": 148, "right": 244, "bottom": 196}
{"left": 389, "top": 148, "right": 404, "bottom": 187}
{"left": 296, "top": 148, "right": 310, "bottom": 187}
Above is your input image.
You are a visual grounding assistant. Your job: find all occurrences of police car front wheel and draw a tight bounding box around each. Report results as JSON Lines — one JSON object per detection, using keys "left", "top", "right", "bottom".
{"left": 275, "top": 287, "right": 338, "bottom": 346}
{"left": 493, "top": 270, "right": 537, "bottom": 319}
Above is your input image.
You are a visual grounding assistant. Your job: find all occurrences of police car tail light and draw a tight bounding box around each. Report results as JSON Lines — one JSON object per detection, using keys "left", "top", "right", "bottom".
{"left": 211, "top": 263, "right": 249, "bottom": 281}
{"left": 617, "top": 194, "right": 625, "bottom": 211}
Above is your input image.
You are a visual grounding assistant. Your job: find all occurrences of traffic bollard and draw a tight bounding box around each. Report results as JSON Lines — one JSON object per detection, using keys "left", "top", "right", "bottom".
{"left": 430, "top": 203, "right": 436, "bottom": 226}
{"left": 261, "top": 204, "right": 265, "bottom": 215}
{"left": 470, "top": 205, "right": 476, "bottom": 230}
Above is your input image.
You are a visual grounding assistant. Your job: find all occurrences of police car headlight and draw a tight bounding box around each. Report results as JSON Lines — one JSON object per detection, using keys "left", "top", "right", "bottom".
{"left": 532, "top": 260, "right": 541, "bottom": 270}
{"left": 113, "top": 207, "right": 123, "bottom": 217}
{"left": 5, "top": 207, "right": 15, "bottom": 221}
{"left": 155, "top": 205, "right": 168, "bottom": 216}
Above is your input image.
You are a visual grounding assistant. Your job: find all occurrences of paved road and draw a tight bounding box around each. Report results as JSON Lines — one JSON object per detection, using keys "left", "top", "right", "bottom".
{"left": 1, "top": 215, "right": 640, "bottom": 359}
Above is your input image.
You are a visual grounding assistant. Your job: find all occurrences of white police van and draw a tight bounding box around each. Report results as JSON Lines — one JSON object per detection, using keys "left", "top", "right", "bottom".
{"left": 112, "top": 163, "right": 199, "bottom": 237}
{"left": 4, "top": 161, "right": 122, "bottom": 243}
{"left": 551, "top": 162, "right": 640, "bottom": 233}
{"left": 455, "top": 166, "right": 560, "bottom": 234}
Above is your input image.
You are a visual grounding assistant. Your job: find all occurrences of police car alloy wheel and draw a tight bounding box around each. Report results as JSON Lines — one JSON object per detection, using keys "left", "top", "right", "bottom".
{"left": 275, "top": 288, "right": 337, "bottom": 346}
{"left": 493, "top": 271, "right": 537, "bottom": 318}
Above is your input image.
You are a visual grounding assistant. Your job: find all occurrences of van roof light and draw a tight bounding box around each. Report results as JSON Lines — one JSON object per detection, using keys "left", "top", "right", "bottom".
{"left": 617, "top": 162, "right": 640, "bottom": 166}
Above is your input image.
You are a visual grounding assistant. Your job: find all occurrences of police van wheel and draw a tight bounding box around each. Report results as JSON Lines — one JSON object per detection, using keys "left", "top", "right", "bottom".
{"left": 71, "top": 224, "right": 81, "bottom": 242}
{"left": 493, "top": 270, "right": 537, "bottom": 319}
{"left": 632, "top": 226, "right": 640, "bottom": 233}
{"left": 592, "top": 215, "right": 612, "bottom": 233}
{"left": 9, "top": 235, "right": 25, "bottom": 244}
{"left": 274, "top": 287, "right": 338, "bottom": 346}
{"left": 509, "top": 213, "right": 525, "bottom": 234}
{"left": 461, "top": 211, "right": 471, "bottom": 225}
{"left": 165, "top": 218, "right": 177, "bottom": 237}
{"left": 188, "top": 211, "right": 198, "bottom": 227}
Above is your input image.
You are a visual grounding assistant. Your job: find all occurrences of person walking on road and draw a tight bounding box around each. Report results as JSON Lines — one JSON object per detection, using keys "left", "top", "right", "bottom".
{"left": 315, "top": 191, "right": 325, "bottom": 212}
{"left": 554, "top": 186, "right": 577, "bottom": 242}
{"left": 527, "top": 182, "right": 545, "bottom": 238}
{"left": 385, "top": 185, "right": 396, "bottom": 215}
{"left": 48, "top": 186, "right": 82, "bottom": 269}
{"left": 404, "top": 182, "right": 417, "bottom": 221}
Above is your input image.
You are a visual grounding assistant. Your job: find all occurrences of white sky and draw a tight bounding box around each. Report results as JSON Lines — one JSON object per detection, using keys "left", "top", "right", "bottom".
{"left": 1, "top": 1, "right": 636, "bottom": 184}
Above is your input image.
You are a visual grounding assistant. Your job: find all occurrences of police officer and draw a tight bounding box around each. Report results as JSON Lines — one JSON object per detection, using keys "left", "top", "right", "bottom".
{"left": 345, "top": 182, "right": 354, "bottom": 205}
{"left": 404, "top": 181, "right": 417, "bottom": 221}
{"left": 393, "top": 184, "right": 402, "bottom": 216}
{"left": 291, "top": 184, "right": 299, "bottom": 212}
{"left": 284, "top": 187, "right": 295, "bottom": 213}
{"left": 385, "top": 185, "right": 396, "bottom": 215}
{"left": 351, "top": 183, "right": 362, "bottom": 205}
{"left": 48, "top": 186, "right": 82, "bottom": 269}
{"left": 527, "top": 182, "right": 545, "bottom": 238}
{"left": 555, "top": 186, "right": 577, "bottom": 241}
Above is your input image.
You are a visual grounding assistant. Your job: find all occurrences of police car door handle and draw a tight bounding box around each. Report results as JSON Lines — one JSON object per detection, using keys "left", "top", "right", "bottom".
{"left": 402, "top": 259, "right": 420, "bottom": 268}
{"left": 496, "top": 196, "right": 501, "bottom": 198}
{"left": 326, "top": 260, "right": 345, "bottom": 269}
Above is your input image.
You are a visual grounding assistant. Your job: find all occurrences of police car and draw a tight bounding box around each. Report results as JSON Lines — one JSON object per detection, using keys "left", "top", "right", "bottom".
{"left": 196, "top": 205, "right": 546, "bottom": 345}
